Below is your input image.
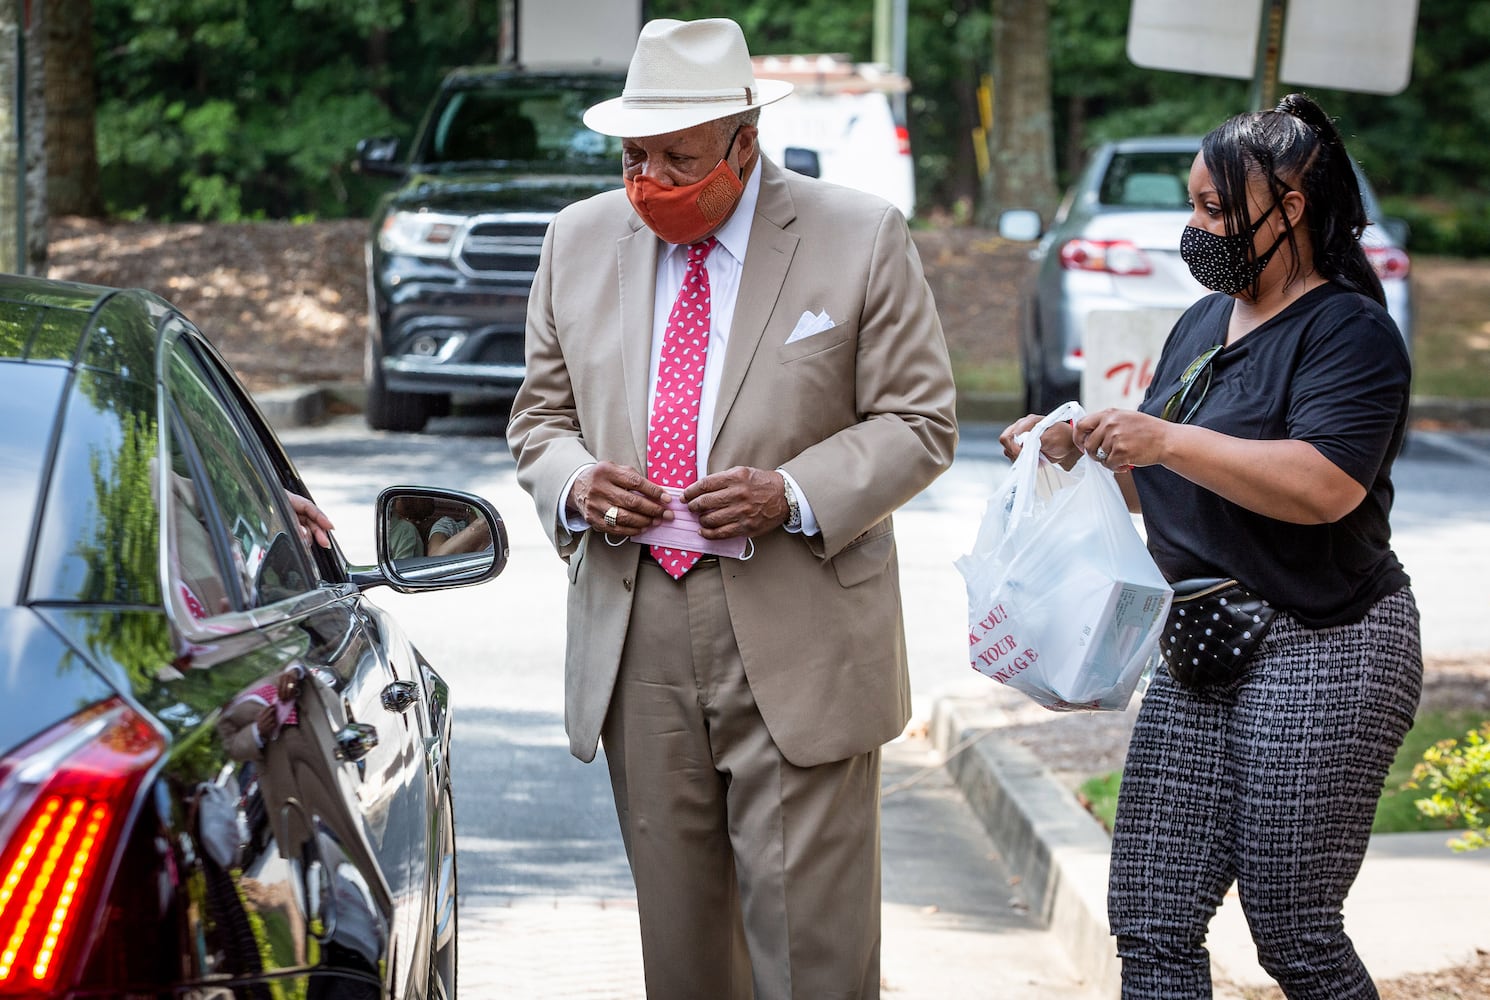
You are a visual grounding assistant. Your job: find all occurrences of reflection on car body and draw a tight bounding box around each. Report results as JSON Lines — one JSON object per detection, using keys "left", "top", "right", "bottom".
{"left": 0, "top": 273, "right": 506, "bottom": 998}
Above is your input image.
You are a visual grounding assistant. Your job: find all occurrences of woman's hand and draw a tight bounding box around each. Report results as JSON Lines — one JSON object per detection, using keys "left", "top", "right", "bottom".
{"left": 1072, "top": 408, "right": 1172, "bottom": 470}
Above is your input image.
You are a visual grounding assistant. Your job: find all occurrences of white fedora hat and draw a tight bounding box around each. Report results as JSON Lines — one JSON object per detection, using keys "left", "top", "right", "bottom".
{"left": 583, "top": 18, "right": 793, "bottom": 138}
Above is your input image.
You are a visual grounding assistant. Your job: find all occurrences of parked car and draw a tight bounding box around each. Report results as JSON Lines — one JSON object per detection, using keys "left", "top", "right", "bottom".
{"left": 1002, "top": 135, "right": 1413, "bottom": 412}
{"left": 0, "top": 273, "right": 508, "bottom": 998}
{"left": 355, "top": 66, "right": 625, "bottom": 432}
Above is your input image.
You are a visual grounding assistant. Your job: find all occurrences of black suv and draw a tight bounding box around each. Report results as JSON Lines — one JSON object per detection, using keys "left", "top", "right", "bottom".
{"left": 356, "top": 67, "right": 625, "bottom": 431}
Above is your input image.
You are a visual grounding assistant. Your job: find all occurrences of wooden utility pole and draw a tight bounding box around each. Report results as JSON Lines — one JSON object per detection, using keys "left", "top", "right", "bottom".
{"left": 1248, "top": 0, "right": 1286, "bottom": 110}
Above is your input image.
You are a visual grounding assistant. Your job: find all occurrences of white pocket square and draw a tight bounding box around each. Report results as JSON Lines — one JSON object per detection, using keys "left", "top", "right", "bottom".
{"left": 785, "top": 309, "right": 835, "bottom": 345}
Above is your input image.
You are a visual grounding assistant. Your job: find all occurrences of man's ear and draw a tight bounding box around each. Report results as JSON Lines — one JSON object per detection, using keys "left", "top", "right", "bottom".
{"left": 734, "top": 124, "right": 760, "bottom": 168}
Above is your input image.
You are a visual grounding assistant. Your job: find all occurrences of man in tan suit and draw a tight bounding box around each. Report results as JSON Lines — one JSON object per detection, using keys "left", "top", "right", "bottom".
{"left": 507, "top": 18, "right": 957, "bottom": 999}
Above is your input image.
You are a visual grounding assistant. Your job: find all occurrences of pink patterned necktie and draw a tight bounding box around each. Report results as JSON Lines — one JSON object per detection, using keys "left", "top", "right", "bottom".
{"left": 647, "top": 237, "right": 718, "bottom": 579}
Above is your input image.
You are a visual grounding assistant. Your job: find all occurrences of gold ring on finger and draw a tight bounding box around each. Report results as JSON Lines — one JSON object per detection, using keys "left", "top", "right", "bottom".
{"left": 604, "top": 505, "right": 620, "bottom": 529}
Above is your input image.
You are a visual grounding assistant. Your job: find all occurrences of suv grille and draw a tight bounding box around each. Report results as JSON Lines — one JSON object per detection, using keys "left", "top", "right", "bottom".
{"left": 457, "top": 215, "right": 551, "bottom": 279}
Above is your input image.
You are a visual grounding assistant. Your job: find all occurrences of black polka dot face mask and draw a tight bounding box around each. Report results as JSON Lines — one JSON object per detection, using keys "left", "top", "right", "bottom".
{"left": 1180, "top": 203, "right": 1288, "bottom": 296}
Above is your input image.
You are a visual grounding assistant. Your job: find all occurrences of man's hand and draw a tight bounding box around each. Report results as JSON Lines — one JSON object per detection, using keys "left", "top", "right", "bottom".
{"left": 682, "top": 467, "right": 790, "bottom": 539}
{"left": 286, "top": 492, "right": 334, "bottom": 548}
{"left": 999, "top": 413, "right": 1079, "bottom": 467}
{"left": 566, "top": 462, "right": 671, "bottom": 536}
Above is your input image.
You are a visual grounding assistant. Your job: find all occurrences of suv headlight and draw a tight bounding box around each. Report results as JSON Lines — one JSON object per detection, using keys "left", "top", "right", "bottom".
{"left": 379, "top": 211, "right": 467, "bottom": 259}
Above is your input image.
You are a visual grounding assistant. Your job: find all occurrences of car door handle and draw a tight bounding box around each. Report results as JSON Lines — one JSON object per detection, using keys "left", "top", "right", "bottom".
{"left": 381, "top": 679, "right": 420, "bottom": 714}
{"left": 333, "top": 721, "right": 379, "bottom": 761}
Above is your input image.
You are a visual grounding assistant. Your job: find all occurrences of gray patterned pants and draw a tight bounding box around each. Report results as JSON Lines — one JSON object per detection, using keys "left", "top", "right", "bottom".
{"left": 1108, "top": 587, "right": 1422, "bottom": 999}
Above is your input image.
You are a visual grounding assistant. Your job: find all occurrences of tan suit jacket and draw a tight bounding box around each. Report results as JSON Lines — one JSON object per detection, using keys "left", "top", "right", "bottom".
{"left": 507, "top": 158, "right": 958, "bottom": 768}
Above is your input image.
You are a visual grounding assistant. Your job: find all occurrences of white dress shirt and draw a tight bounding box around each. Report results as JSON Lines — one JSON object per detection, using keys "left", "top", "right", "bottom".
{"left": 561, "top": 159, "right": 817, "bottom": 536}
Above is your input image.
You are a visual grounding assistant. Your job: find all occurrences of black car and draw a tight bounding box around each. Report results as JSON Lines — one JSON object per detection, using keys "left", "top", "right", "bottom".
{"left": 0, "top": 273, "right": 507, "bottom": 998}
{"left": 356, "top": 67, "right": 625, "bottom": 432}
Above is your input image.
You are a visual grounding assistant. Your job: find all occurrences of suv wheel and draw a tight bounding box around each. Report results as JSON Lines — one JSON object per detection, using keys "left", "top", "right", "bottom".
{"left": 365, "top": 337, "right": 433, "bottom": 433}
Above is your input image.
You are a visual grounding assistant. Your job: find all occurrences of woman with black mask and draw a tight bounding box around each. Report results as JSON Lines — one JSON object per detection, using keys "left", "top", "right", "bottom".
{"left": 1000, "top": 93, "right": 1418, "bottom": 998}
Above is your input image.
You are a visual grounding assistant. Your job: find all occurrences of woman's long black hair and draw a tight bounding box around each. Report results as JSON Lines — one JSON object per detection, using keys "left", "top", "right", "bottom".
{"left": 1200, "top": 92, "right": 1386, "bottom": 305}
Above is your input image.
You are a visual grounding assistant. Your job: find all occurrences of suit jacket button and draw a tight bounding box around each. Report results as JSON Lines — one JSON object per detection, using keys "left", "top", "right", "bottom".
{"left": 623, "top": 577, "right": 633, "bottom": 592}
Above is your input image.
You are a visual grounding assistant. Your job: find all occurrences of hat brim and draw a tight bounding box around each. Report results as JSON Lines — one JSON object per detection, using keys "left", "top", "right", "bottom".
{"left": 582, "top": 79, "right": 794, "bottom": 138}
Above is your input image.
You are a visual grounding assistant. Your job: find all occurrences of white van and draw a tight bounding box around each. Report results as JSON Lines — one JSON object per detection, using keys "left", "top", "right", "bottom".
{"left": 752, "top": 55, "right": 916, "bottom": 219}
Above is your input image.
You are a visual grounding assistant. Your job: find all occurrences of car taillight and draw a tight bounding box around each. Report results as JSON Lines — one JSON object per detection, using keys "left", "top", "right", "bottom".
{"left": 0, "top": 699, "right": 165, "bottom": 996}
{"left": 895, "top": 125, "right": 911, "bottom": 157}
{"left": 1366, "top": 245, "right": 1411, "bottom": 281}
{"left": 1058, "top": 239, "right": 1153, "bottom": 276}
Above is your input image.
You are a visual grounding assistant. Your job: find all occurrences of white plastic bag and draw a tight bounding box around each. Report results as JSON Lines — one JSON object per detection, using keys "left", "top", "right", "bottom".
{"left": 956, "top": 401, "right": 1172, "bottom": 711}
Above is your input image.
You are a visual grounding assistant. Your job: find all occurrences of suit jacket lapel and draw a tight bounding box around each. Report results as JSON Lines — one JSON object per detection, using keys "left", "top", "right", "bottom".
{"left": 711, "top": 160, "right": 799, "bottom": 447}
{"left": 617, "top": 220, "right": 659, "bottom": 465}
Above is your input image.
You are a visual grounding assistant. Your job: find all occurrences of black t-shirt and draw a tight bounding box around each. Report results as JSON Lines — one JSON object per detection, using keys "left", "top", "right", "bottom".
{"left": 1132, "top": 283, "right": 1411, "bottom": 628}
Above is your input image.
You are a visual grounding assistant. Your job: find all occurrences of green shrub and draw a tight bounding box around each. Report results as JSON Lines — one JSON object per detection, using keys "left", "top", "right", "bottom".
{"left": 1410, "top": 723, "right": 1490, "bottom": 852}
{"left": 1076, "top": 710, "right": 1490, "bottom": 839}
{"left": 1380, "top": 196, "right": 1490, "bottom": 258}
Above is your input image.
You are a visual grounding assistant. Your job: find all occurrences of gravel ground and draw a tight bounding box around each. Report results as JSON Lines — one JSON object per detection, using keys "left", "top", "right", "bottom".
{"left": 42, "top": 215, "right": 1031, "bottom": 394}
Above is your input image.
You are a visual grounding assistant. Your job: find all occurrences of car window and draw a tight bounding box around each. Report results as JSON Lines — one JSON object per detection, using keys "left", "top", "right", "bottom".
{"left": 425, "top": 84, "right": 622, "bottom": 166}
{"left": 1099, "top": 152, "right": 1196, "bottom": 208}
{"left": 164, "top": 333, "right": 313, "bottom": 612}
{"left": 26, "top": 296, "right": 163, "bottom": 606}
{"left": 161, "top": 413, "right": 236, "bottom": 621}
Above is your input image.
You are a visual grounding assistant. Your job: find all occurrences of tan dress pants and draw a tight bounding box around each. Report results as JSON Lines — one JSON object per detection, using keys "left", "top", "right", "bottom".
{"left": 601, "top": 556, "right": 882, "bottom": 1000}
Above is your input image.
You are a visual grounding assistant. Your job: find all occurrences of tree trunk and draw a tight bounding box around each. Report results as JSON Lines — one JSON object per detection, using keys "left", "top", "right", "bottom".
{"left": 0, "top": 0, "right": 19, "bottom": 273}
{"left": 977, "top": 0, "right": 1058, "bottom": 227}
{"left": 1065, "top": 91, "right": 1087, "bottom": 184}
{"left": 25, "top": 0, "right": 45, "bottom": 272}
{"left": 45, "top": 0, "right": 101, "bottom": 217}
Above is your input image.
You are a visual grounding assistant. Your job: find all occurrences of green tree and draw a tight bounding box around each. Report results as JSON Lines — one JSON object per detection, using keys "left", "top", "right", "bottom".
{"left": 89, "top": 0, "right": 499, "bottom": 220}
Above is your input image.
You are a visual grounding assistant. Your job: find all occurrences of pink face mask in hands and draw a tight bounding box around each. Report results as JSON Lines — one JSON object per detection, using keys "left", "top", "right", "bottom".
{"left": 621, "top": 496, "right": 752, "bottom": 560}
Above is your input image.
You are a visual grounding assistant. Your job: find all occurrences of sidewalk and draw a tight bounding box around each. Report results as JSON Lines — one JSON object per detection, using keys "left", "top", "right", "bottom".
{"left": 931, "top": 687, "right": 1490, "bottom": 999}
{"left": 456, "top": 732, "right": 1107, "bottom": 999}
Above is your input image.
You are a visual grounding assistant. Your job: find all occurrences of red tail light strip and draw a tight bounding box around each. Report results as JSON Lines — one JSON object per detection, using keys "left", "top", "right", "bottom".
{"left": 1058, "top": 238, "right": 1154, "bottom": 276}
{"left": 0, "top": 700, "right": 164, "bottom": 994}
{"left": 1365, "top": 245, "right": 1411, "bottom": 281}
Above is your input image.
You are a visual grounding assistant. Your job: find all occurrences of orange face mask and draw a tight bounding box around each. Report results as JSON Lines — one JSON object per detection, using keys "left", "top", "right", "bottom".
{"left": 624, "top": 129, "right": 745, "bottom": 245}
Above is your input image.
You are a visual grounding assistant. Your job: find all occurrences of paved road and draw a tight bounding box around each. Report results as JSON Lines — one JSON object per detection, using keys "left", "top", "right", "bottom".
{"left": 278, "top": 415, "right": 1490, "bottom": 997}
{"left": 279, "top": 415, "right": 1105, "bottom": 997}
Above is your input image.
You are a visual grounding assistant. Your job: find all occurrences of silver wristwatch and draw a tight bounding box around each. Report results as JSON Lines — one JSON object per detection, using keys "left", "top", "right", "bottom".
{"left": 781, "top": 475, "right": 802, "bottom": 532}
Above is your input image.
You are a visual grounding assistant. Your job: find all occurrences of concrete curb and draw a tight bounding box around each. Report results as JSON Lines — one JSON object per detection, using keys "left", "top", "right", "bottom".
{"left": 931, "top": 696, "right": 1122, "bottom": 1000}
{"left": 252, "top": 383, "right": 364, "bottom": 431}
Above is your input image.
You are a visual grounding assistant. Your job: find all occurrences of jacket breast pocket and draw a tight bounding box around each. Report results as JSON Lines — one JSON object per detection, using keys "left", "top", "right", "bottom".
{"left": 830, "top": 519, "right": 894, "bottom": 588}
{"left": 778, "top": 323, "right": 853, "bottom": 364}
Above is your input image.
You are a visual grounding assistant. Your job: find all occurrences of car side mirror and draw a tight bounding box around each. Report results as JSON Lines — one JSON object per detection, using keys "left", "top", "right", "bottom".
{"left": 783, "top": 146, "right": 822, "bottom": 179}
{"left": 369, "top": 486, "right": 508, "bottom": 593}
{"left": 355, "top": 136, "right": 406, "bottom": 179}
{"left": 998, "top": 209, "right": 1043, "bottom": 242}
